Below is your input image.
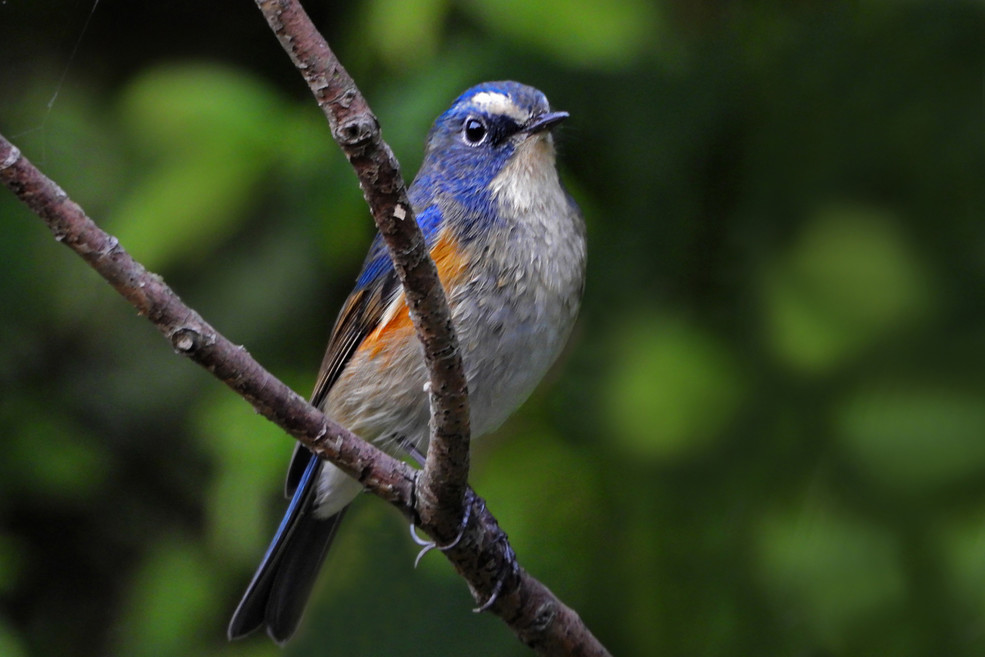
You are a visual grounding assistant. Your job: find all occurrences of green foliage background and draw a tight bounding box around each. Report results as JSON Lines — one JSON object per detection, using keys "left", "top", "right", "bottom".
{"left": 2, "top": 1, "right": 985, "bottom": 655}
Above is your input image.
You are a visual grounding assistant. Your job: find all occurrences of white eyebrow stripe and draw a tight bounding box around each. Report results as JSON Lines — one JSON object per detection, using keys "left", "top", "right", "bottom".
{"left": 469, "top": 91, "right": 529, "bottom": 122}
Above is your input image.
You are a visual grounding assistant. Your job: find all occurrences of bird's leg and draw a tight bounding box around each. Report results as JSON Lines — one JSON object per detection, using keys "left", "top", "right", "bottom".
{"left": 396, "top": 435, "right": 426, "bottom": 466}
{"left": 397, "top": 437, "right": 475, "bottom": 566}
{"left": 397, "top": 434, "right": 447, "bottom": 565}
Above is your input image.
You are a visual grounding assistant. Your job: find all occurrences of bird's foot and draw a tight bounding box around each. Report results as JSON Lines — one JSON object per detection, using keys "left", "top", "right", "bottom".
{"left": 472, "top": 498, "right": 518, "bottom": 613}
{"left": 409, "top": 489, "right": 474, "bottom": 568}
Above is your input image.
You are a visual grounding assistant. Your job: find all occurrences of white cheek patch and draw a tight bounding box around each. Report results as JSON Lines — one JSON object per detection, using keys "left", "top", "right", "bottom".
{"left": 469, "top": 91, "right": 529, "bottom": 122}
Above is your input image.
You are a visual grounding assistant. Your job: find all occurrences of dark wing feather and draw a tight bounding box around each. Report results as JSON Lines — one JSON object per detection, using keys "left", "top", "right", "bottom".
{"left": 284, "top": 205, "right": 443, "bottom": 495}
{"left": 227, "top": 454, "right": 347, "bottom": 643}
{"left": 231, "top": 191, "right": 445, "bottom": 641}
{"left": 284, "top": 263, "right": 401, "bottom": 496}
{"left": 311, "top": 273, "right": 400, "bottom": 409}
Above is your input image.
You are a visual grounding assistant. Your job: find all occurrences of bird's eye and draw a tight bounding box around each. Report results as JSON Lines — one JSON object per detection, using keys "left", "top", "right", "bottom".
{"left": 463, "top": 117, "right": 487, "bottom": 145}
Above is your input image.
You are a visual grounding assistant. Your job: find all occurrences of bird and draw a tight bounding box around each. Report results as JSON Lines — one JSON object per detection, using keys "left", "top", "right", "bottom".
{"left": 227, "top": 80, "right": 587, "bottom": 644}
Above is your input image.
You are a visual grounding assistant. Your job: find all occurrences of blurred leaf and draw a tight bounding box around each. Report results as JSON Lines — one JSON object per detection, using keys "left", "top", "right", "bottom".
{"left": 756, "top": 501, "right": 905, "bottom": 650}
{"left": 836, "top": 384, "right": 985, "bottom": 492}
{"left": 763, "top": 203, "right": 933, "bottom": 374}
{"left": 940, "top": 512, "right": 985, "bottom": 622}
{"left": 118, "top": 64, "right": 286, "bottom": 155}
{"left": 110, "top": 65, "right": 289, "bottom": 269}
{"left": 193, "top": 390, "right": 294, "bottom": 564}
{"left": 277, "top": 105, "right": 341, "bottom": 176}
{"left": 0, "top": 619, "right": 27, "bottom": 657}
{"left": 604, "top": 315, "right": 744, "bottom": 461}
{"left": 619, "top": 508, "right": 665, "bottom": 656}
{"left": 109, "top": 152, "right": 264, "bottom": 270}
{"left": 1, "top": 398, "right": 111, "bottom": 501}
{"left": 114, "top": 537, "right": 221, "bottom": 657}
{"left": 364, "top": 0, "right": 448, "bottom": 69}
{"left": 473, "top": 425, "right": 601, "bottom": 597}
{"left": 463, "top": 0, "right": 661, "bottom": 68}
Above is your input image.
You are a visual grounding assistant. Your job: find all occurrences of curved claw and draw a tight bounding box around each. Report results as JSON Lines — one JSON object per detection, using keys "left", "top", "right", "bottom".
{"left": 473, "top": 574, "right": 505, "bottom": 613}
{"left": 408, "top": 492, "right": 474, "bottom": 568}
{"left": 473, "top": 522, "right": 518, "bottom": 613}
{"left": 409, "top": 522, "right": 432, "bottom": 547}
{"left": 409, "top": 524, "right": 438, "bottom": 568}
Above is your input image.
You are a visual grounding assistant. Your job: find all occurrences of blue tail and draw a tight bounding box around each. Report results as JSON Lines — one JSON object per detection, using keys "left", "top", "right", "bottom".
{"left": 228, "top": 453, "right": 347, "bottom": 644}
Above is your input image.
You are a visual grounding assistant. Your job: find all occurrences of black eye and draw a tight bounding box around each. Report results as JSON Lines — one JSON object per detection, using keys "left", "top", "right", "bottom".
{"left": 463, "top": 117, "right": 487, "bottom": 145}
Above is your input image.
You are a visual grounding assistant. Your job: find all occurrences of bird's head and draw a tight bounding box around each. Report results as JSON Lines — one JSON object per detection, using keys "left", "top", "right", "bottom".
{"left": 412, "top": 81, "right": 568, "bottom": 217}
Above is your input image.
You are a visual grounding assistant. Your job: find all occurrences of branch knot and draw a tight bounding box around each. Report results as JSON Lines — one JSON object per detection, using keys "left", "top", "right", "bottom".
{"left": 531, "top": 600, "right": 559, "bottom": 633}
{"left": 336, "top": 115, "right": 377, "bottom": 147}
{"left": 0, "top": 143, "right": 21, "bottom": 171}
{"left": 171, "top": 326, "right": 210, "bottom": 354}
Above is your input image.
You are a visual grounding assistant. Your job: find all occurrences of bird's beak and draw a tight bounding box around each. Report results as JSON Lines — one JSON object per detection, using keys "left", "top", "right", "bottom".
{"left": 522, "top": 110, "right": 569, "bottom": 134}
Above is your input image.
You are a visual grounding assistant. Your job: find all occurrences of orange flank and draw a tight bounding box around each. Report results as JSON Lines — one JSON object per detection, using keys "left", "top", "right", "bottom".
{"left": 361, "top": 228, "right": 468, "bottom": 358}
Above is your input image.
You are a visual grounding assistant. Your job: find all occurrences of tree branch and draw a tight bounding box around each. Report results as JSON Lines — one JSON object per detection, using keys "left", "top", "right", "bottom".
{"left": 0, "top": 138, "right": 415, "bottom": 508}
{"left": 0, "top": 5, "right": 612, "bottom": 653}
{"left": 254, "top": 0, "right": 471, "bottom": 534}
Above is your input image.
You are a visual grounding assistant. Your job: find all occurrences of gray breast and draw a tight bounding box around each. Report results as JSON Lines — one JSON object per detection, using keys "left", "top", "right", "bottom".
{"left": 451, "top": 156, "right": 586, "bottom": 437}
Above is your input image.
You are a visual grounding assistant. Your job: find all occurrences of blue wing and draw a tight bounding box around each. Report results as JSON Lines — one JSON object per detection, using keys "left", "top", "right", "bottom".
{"left": 354, "top": 204, "right": 445, "bottom": 287}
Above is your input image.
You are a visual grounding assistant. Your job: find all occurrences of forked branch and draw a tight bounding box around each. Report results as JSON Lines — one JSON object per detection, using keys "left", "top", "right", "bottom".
{"left": 0, "top": 3, "right": 611, "bottom": 653}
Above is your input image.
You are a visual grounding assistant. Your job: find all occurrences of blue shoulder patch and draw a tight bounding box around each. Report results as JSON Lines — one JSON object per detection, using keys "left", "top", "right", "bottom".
{"left": 354, "top": 205, "right": 444, "bottom": 288}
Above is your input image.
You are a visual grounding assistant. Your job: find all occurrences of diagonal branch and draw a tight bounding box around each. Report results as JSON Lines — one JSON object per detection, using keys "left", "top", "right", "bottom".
{"left": 0, "top": 138, "right": 416, "bottom": 508}
{"left": 254, "top": 0, "right": 471, "bottom": 535}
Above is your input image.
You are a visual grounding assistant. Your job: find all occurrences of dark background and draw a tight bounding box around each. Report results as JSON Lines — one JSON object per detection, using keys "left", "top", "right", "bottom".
{"left": 2, "top": 1, "right": 985, "bottom": 656}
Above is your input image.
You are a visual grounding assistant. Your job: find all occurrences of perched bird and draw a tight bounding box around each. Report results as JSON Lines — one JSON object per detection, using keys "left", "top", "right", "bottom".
{"left": 228, "top": 81, "right": 587, "bottom": 644}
